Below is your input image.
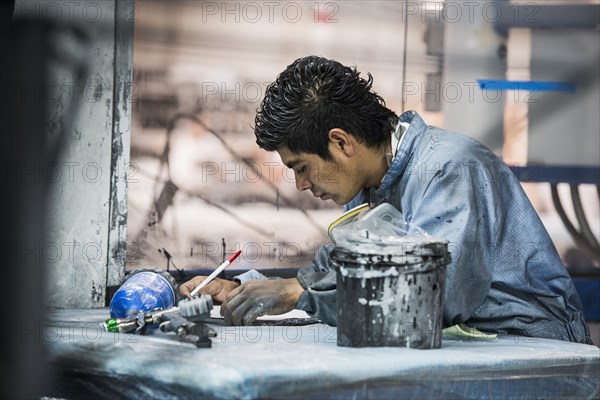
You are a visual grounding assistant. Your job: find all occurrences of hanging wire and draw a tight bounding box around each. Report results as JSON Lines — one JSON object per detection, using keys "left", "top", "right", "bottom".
{"left": 570, "top": 184, "right": 600, "bottom": 255}
{"left": 551, "top": 184, "right": 600, "bottom": 263}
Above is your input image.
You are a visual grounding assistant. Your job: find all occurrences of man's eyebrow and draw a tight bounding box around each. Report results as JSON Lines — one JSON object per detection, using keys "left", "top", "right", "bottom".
{"left": 285, "top": 159, "right": 301, "bottom": 169}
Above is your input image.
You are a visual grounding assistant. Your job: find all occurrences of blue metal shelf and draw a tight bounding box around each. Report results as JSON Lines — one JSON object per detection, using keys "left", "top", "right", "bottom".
{"left": 509, "top": 165, "right": 599, "bottom": 185}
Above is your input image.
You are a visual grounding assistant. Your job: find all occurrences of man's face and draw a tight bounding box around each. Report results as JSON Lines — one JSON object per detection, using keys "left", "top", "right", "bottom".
{"left": 277, "top": 146, "right": 363, "bottom": 205}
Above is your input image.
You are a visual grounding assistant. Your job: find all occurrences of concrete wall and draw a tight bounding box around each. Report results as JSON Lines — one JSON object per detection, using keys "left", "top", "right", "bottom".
{"left": 13, "top": 0, "right": 133, "bottom": 307}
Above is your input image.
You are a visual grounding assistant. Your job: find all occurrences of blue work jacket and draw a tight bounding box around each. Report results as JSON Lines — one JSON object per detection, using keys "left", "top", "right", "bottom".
{"left": 293, "top": 110, "right": 591, "bottom": 344}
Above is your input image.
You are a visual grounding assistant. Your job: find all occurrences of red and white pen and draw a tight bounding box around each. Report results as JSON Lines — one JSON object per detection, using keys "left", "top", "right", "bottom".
{"left": 189, "top": 250, "right": 242, "bottom": 298}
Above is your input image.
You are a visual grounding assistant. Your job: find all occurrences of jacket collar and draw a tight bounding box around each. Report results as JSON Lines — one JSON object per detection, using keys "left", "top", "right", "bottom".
{"left": 370, "top": 110, "right": 427, "bottom": 203}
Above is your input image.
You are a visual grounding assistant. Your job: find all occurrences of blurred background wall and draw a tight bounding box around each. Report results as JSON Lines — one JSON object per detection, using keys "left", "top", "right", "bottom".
{"left": 127, "top": 0, "right": 599, "bottom": 280}
{"left": 129, "top": 1, "right": 450, "bottom": 272}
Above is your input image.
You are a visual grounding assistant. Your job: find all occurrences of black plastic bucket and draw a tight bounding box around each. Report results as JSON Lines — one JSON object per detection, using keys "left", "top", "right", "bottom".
{"left": 331, "top": 241, "right": 449, "bottom": 348}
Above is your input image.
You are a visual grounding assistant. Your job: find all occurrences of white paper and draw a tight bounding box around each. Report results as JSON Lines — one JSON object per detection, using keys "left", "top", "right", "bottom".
{"left": 210, "top": 305, "right": 312, "bottom": 321}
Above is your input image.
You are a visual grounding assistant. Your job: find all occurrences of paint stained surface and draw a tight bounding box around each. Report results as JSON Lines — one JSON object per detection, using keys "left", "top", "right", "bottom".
{"left": 45, "top": 308, "right": 600, "bottom": 399}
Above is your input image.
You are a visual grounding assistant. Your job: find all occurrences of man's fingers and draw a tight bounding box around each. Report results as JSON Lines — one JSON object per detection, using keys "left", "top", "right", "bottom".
{"left": 221, "top": 286, "right": 254, "bottom": 325}
{"left": 221, "top": 285, "right": 243, "bottom": 317}
{"left": 179, "top": 276, "right": 205, "bottom": 296}
{"left": 242, "top": 301, "right": 268, "bottom": 326}
{"left": 228, "top": 296, "right": 254, "bottom": 326}
{"left": 223, "top": 290, "right": 271, "bottom": 326}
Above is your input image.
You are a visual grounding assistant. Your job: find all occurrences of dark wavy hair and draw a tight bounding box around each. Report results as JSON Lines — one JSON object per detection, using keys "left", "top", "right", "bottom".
{"left": 254, "top": 56, "right": 397, "bottom": 160}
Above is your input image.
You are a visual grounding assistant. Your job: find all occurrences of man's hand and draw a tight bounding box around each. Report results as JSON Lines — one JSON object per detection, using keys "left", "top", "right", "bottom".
{"left": 221, "top": 278, "right": 304, "bottom": 326}
{"left": 179, "top": 276, "right": 239, "bottom": 303}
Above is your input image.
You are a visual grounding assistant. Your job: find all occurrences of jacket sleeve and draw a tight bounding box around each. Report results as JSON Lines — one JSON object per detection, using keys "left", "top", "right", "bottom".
{"left": 294, "top": 244, "right": 338, "bottom": 326}
{"left": 232, "top": 269, "right": 268, "bottom": 284}
{"left": 403, "top": 155, "right": 495, "bottom": 327}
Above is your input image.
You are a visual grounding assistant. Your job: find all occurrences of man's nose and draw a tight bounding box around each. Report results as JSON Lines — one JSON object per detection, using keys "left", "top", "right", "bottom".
{"left": 295, "top": 174, "right": 312, "bottom": 191}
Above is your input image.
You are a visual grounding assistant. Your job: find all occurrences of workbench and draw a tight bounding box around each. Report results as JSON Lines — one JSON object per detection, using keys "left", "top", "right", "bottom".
{"left": 44, "top": 309, "right": 599, "bottom": 399}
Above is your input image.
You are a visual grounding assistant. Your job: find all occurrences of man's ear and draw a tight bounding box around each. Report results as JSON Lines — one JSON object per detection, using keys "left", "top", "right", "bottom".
{"left": 328, "top": 128, "right": 355, "bottom": 157}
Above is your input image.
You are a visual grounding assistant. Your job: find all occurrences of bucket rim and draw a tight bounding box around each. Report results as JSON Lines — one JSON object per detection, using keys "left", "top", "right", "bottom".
{"left": 330, "top": 240, "right": 449, "bottom": 258}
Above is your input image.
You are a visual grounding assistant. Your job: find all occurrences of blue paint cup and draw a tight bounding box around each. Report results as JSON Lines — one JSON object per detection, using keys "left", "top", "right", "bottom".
{"left": 109, "top": 269, "right": 178, "bottom": 318}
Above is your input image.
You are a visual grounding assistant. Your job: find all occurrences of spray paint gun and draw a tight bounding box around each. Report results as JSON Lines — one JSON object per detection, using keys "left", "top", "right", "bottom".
{"left": 104, "top": 269, "right": 217, "bottom": 347}
{"left": 104, "top": 295, "right": 216, "bottom": 347}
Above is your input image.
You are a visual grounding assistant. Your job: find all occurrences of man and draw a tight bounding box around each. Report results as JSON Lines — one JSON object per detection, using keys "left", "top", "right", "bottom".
{"left": 181, "top": 56, "right": 591, "bottom": 344}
